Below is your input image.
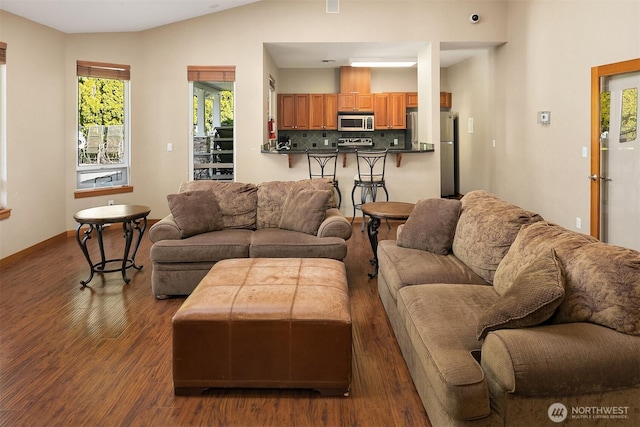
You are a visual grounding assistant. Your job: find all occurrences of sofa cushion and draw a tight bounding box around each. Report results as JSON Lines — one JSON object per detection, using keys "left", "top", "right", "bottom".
{"left": 494, "top": 221, "right": 597, "bottom": 296}
{"left": 150, "top": 229, "right": 253, "bottom": 263}
{"left": 377, "top": 240, "right": 488, "bottom": 302}
{"left": 477, "top": 248, "right": 565, "bottom": 340}
{"left": 167, "top": 190, "right": 224, "bottom": 238}
{"left": 180, "top": 181, "right": 257, "bottom": 229}
{"left": 279, "top": 184, "right": 332, "bottom": 235}
{"left": 452, "top": 190, "right": 543, "bottom": 284}
{"left": 397, "top": 198, "right": 461, "bottom": 255}
{"left": 250, "top": 228, "right": 347, "bottom": 260}
{"left": 397, "top": 284, "right": 498, "bottom": 420}
{"left": 553, "top": 242, "right": 640, "bottom": 335}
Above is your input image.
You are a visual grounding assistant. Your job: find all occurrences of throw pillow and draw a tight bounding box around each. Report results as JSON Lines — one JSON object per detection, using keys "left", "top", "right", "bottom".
{"left": 493, "top": 221, "right": 597, "bottom": 296}
{"left": 552, "top": 242, "right": 640, "bottom": 335}
{"left": 477, "top": 248, "right": 565, "bottom": 340}
{"left": 279, "top": 185, "right": 332, "bottom": 235}
{"left": 167, "top": 190, "right": 224, "bottom": 238}
{"left": 397, "top": 198, "right": 461, "bottom": 255}
{"left": 452, "top": 190, "right": 544, "bottom": 284}
{"left": 179, "top": 181, "right": 257, "bottom": 229}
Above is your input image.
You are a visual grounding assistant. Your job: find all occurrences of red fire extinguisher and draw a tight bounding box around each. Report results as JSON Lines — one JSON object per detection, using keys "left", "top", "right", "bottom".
{"left": 268, "top": 117, "right": 276, "bottom": 139}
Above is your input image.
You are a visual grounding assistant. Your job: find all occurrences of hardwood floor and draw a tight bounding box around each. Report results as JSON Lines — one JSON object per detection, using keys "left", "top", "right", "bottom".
{"left": 0, "top": 222, "right": 431, "bottom": 427}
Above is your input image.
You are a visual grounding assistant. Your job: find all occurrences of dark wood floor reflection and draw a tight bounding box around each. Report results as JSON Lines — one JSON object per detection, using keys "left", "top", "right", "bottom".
{"left": 0, "top": 221, "right": 431, "bottom": 427}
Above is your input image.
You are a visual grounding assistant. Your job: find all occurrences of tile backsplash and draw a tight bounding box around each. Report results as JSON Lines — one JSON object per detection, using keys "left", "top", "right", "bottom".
{"left": 279, "top": 129, "right": 407, "bottom": 151}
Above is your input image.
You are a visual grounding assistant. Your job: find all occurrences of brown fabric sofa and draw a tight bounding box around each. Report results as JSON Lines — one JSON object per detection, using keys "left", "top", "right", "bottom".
{"left": 149, "top": 179, "right": 352, "bottom": 299}
{"left": 378, "top": 190, "right": 640, "bottom": 426}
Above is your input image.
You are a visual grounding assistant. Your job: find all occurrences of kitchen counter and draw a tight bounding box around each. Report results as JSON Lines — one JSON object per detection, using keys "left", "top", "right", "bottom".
{"left": 261, "top": 144, "right": 434, "bottom": 167}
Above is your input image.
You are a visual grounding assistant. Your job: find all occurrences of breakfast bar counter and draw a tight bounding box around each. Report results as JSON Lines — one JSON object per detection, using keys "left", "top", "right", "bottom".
{"left": 261, "top": 144, "right": 434, "bottom": 168}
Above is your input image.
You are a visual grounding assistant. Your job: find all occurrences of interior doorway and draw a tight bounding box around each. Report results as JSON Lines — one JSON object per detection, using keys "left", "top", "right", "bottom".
{"left": 590, "top": 58, "right": 640, "bottom": 250}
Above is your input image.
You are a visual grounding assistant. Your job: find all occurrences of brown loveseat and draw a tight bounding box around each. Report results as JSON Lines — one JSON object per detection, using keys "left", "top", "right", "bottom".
{"left": 378, "top": 190, "right": 640, "bottom": 426}
{"left": 149, "top": 179, "right": 352, "bottom": 299}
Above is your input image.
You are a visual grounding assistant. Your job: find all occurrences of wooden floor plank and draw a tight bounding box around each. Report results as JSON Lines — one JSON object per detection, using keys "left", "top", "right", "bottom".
{"left": 0, "top": 223, "right": 431, "bottom": 427}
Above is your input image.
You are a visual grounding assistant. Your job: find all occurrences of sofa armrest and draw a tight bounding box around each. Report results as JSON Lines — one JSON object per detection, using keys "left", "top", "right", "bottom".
{"left": 148, "top": 214, "right": 181, "bottom": 242}
{"left": 317, "top": 208, "right": 353, "bottom": 240}
{"left": 482, "top": 322, "right": 640, "bottom": 396}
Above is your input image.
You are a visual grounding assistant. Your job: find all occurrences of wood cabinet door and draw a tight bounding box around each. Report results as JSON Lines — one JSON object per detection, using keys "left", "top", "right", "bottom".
{"left": 337, "top": 93, "right": 356, "bottom": 112}
{"left": 389, "top": 92, "right": 407, "bottom": 129}
{"left": 323, "top": 94, "right": 338, "bottom": 130}
{"left": 278, "top": 94, "right": 296, "bottom": 130}
{"left": 406, "top": 92, "right": 418, "bottom": 108}
{"left": 340, "top": 66, "right": 371, "bottom": 94}
{"left": 278, "top": 94, "right": 309, "bottom": 130}
{"left": 294, "top": 94, "right": 310, "bottom": 129}
{"left": 374, "top": 93, "right": 389, "bottom": 129}
{"left": 356, "top": 93, "right": 374, "bottom": 111}
{"left": 440, "top": 92, "right": 452, "bottom": 108}
{"left": 309, "top": 94, "right": 325, "bottom": 130}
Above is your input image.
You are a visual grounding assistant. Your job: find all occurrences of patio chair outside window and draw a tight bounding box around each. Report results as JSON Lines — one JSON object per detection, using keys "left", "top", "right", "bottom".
{"left": 105, "top": 124, "right": 124, "bottom": 163}
{"left": 85, "top": 125, "right": 105, "bottom": 164}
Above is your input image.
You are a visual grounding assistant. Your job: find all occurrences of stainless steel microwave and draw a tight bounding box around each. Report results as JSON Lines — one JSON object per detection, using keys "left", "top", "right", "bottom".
{"left": 337, "top": 114, "right": 374, "bottom": 132}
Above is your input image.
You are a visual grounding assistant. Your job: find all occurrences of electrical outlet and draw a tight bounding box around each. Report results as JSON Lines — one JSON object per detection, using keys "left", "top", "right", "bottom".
{"left": 324, "top": 139, "right": 329, "bottom": 146}
{"left": 576, "top": 217, "right": 581, "bottom": 229}
{"left": 393, "top": 138, "right": 398, "bottom": 146}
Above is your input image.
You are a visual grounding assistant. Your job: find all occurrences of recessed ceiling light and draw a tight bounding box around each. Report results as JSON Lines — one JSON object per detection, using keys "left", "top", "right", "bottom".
{"left": 322, "top": 59, "right": 336, "bottom": 63}
{"left": 209, "top": 4, "right": 219, "bottom": 9}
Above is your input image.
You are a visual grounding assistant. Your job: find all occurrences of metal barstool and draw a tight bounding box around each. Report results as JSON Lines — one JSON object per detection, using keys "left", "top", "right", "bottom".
{"left": 306, "top": 149, "right": 341, "bottom": 208}
{"left": 351, "top": 149, "right": 389, "bottom": 230}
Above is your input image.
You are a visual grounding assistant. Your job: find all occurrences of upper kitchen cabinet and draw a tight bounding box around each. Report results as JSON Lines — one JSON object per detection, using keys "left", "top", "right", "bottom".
{"left": 340, "top": 66, "right": 371, "bottom": 94}
{"left": 278, "top": 94, "right": 310, "bottom": 130}
{"left": 374, "top": 92, "right": 407, "bottom": 129}
{"left": 309, "top": 94, "right": 338, "bottom": 130}
{"left": 407, "top": 92, "right": 418, "bottom": 108}
{"left": 337, "top": 93, "right": 374, "bottom": 112}
{"left": 440, "top": 92, "right": 452, "bottom": 109}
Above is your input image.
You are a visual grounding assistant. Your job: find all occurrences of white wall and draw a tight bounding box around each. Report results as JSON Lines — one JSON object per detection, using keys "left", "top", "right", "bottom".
{"left": 0, "top": 13, "right": 66, "bottom": 258}
{"left": 2, "top": 0, "right": 638, "bottom": 259}
{"left": 494, "top": 1, "right": 639, "bottom": 229}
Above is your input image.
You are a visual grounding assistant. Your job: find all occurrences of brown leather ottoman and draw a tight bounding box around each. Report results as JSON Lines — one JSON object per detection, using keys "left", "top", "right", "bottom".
{"left": 172, "top": 258, "right": 352, "bottom": 396}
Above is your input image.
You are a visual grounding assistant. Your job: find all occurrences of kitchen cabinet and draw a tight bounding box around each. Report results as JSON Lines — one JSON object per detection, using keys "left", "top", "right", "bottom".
{"left": 407, "top": 92, "right": 418, "bottom": 108}
{"left": 278, "top": 94, "right": 310, "bottom": 130}
{"left": 340, "top": 66, "right": 371, "bottom": 94}
{"left": 440, "top": 92, "right": 452, "bottom": 108}
{"left": 337, "top": 93, "right": 374, "bottom": 112}
{"left": 374, "top": 92, "right": 407, "bottom": 129}
{"left": 309, "top": 94, "right": 338, "bottom": 130}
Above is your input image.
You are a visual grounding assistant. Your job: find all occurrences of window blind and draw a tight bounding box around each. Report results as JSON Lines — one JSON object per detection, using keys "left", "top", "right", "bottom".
{"left": 187, "top": 66, "right": 236, "bottom": 82}
{"left": 0, "top": 42, "right": 6, "bottom": 65}
{"left": 77, "top": 60, "right": 130, "bottom": 80}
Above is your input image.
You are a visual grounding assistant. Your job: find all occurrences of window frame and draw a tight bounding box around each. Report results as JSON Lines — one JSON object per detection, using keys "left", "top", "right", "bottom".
{"left": 75, "top": 61, "right": 132, "bottom": 196}
{"left": 0, "top": 42, "right": 9, "bottom": 220}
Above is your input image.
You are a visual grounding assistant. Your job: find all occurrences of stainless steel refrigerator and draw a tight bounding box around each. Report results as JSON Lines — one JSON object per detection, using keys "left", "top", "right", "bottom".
{"left": 440, "top": 112, "right": 458, "bottom": 197}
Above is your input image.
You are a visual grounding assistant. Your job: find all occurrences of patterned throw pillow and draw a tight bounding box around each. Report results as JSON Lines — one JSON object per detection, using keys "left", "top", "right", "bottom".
{"left": 167, "top": 190, "right": 224, "bottom": 238}
{"left": 477, "top": 248, "right": 565, "bottom": 340}
{"left": 397, "top": 198, "right": 461, "bottom": 255}
{"left": 279, "top": 184, "right": 332, "bottom": 236}
{"left": 552, "top": 242, "right": 640, "bottom": 335}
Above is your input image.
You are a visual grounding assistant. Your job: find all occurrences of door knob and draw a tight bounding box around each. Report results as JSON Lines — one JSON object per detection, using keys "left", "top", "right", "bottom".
{"left": 588, "top": 174, "right": 598, "bottom": 180}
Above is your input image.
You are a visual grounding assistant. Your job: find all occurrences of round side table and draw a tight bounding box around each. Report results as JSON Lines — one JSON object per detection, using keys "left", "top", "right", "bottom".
{"left": 361, "top": 201, "right": 415, "bottom": 278}
{"left": 73, "top": 204, "right": 151, "bottom": 286}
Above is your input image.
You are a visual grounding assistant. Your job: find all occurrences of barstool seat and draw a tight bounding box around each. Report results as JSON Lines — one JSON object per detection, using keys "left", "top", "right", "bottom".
{"left": 351, "top": 149, "right": 389, "bottom": 230}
